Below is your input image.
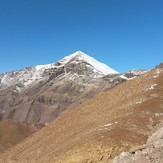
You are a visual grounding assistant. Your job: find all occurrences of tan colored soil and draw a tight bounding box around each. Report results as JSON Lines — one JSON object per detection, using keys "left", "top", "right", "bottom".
{"left": 0, "top": 68, "right": 163, "bottom": 163}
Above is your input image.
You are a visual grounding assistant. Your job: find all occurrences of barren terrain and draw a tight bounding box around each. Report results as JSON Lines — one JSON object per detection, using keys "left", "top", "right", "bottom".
{"left": 0, "top": 67, "right": 162, "bottom": 163}
{"left": 0, "top": 120, "right": 35, "bottom": 153}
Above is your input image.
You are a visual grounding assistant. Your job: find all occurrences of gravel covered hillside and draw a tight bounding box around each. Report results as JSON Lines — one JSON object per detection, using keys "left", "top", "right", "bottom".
{"left": 0, "top": 65, "right": 162, "bottom": 163}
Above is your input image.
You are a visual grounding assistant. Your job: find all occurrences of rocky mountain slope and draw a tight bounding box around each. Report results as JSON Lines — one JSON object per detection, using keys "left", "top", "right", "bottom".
{"left": 0, "top": 64, "right": 162, "bottom": 163}
{"left": 0, "top": 51, "right": 126, "bottom": 125}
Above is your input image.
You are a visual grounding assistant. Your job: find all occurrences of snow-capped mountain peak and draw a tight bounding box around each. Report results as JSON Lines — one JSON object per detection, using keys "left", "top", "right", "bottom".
{"left": 0, "top": 51, "right": 118, "bottom": 91}
{"left": 59, "top": 51, "right": 118, "bottom": 75}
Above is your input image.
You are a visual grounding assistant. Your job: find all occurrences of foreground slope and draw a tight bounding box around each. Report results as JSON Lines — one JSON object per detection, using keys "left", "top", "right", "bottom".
{"left": 113, "top": 125, "right": 163, "bottom": 163}
{"left": 0, "top": 120, "right": 35, "bottom": 152}
{"left": 0, "top": 66, "right": 162, "bottom": 163}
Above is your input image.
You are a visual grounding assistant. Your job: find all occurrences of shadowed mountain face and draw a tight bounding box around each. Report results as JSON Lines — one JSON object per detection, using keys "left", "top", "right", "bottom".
{"left": 0, "top": 65, "right": 162, "bottom": 163}
{"left": 0, "top": 51, "right": 127, "bottom": 125}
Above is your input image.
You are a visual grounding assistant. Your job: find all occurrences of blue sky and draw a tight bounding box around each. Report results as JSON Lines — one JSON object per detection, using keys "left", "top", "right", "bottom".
{"left": 0, "top": 0, "right": 162, "bottom": 73}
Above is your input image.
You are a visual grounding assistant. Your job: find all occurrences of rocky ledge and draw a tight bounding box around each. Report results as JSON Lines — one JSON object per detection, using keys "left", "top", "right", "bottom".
{"left": 113, "top": 125, "right": 163, "bottom": 163}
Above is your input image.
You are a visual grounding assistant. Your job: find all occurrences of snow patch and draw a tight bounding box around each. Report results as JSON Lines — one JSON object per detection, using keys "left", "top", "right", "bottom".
{"left": 153, "top": 69, "right": 162, "bottom": 78}
{"left": 135, "top": 98, "right": 146, "bottom": 104}
{"left": 153, "top": 75, "right": 159, "bottom": 78}
{"left": 145, "top": 84, "right": 157, "bottom": 91}
{"left": 129, "top": 70, "right": 149, "bottom": 76}
{"left": 120, "top": 75, "right": 129, "bottom": 80}
{"left": 149, "top": 84, "right": 157, "bottom": 90}
{"left": 15, "top": 85, "right": 21, "bottom": 92}
{"left": 35, "top": 65, "right": 50, "bottom": 71}
{"left": 104, "top": 123, "right": 113, "bottom": 127}
{"left": 135, "top": 101, "right": 142, "bottom": 104}
{"left": 155, "top": 113, "right": 163, "bottom": 117}
{"left": 156, "top": 69, "right": 162, "bottom": 74}
{"left": 1, "top": 110, "right": 5, "bottom": 114}
{"left": 98, "top": 121, "right": 118, "bottom": 131}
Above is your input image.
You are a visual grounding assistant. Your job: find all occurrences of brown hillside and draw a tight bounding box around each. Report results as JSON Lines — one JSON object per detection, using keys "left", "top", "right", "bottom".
{"left": 0, "top": 120, "right": 35, "bottom": 152}
{"left": 0, "top": 67, "right": 162, "bottom": 163}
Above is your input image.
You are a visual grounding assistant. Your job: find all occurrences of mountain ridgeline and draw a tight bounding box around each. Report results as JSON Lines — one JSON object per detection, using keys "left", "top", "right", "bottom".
{"left": 0, "top": 51, "right": 146, "bottom": 125}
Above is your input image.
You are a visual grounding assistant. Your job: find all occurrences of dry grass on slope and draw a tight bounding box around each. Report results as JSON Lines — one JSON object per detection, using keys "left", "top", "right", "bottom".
{"left": 0, "top": 120, "right": 35, "bottom": 153}
{"left": 0, "top": 68, "right": 163, "bottom": 163}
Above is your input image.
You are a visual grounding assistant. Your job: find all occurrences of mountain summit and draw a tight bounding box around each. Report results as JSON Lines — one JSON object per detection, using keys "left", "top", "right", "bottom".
{"left": 0, "top": 51, "right": 121, "bottom": 124}
{"left": 59, "top": 51, "right": 118, "bottom": 75}
{"left": 0, "top": 51, "right": 118, "bottom": 91}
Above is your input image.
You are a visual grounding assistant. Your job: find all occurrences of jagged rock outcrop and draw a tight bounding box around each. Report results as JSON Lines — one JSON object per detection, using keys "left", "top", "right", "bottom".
{"left": 112, "top": 126, "right": 163, "bottom": 163}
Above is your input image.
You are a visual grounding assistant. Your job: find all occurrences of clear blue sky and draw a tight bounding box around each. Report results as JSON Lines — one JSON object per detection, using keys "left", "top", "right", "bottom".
{"left": 0, "top": 0, "right": 162, "bottom": 73}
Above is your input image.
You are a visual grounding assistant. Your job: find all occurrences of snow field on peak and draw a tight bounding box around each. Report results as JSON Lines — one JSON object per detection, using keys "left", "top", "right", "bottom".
{"left": 35, "top": 64, "right": 53, "bottom": 71}
{"left": 59, "top": 51, "right": 118, "bottom": 75}
{"left": 0, "top": 51, "right": 119, "bottom": 90}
